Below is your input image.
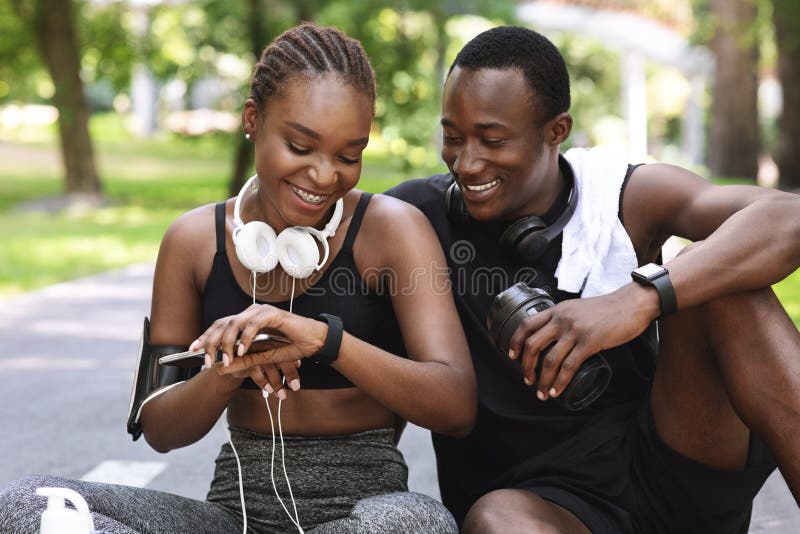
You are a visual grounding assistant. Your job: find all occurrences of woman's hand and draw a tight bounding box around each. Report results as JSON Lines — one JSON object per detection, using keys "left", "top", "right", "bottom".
{"left": 229, "top": 361, "right": 302, "bottom": 399}
{"left": 189, "top": 304, "right": 328, "bottom": 377}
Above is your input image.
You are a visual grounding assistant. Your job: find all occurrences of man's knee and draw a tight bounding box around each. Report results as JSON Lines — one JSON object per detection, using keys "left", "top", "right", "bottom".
{"left": 462, "top": 490, "right": 587, "bottom": 534}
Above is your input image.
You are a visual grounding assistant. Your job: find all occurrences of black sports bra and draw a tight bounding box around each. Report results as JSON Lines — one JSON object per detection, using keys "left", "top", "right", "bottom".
{"left": 202, "top": 192, "right": 406, "bottom": 389}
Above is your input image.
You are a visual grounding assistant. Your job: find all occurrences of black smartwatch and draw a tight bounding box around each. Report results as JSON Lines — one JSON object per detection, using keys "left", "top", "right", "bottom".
{"left": 310, "top": 313, "right": 343, "bottom": 365}
{"left": 631, "top": 263, "right": 677, "bottom": 318}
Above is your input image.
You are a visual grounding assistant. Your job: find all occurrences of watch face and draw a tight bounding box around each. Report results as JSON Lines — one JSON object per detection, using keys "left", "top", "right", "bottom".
{"left": 635, "top": 263, "right": 665, "bottom": 279}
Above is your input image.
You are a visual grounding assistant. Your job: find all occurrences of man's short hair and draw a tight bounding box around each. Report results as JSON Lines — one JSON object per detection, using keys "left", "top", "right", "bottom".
{"left": 449, "top": 26, "right": 571, "bottom": 123}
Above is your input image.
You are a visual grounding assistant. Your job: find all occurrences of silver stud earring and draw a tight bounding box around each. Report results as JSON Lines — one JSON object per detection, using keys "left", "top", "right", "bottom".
{"left": 245, "top": 132, "right": 251, "bottom": 140}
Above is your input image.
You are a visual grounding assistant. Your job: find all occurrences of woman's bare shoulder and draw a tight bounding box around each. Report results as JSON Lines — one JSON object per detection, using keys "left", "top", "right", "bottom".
{"left": 160, "top": 202, "right": 223, "bottom": 254}
{"left": 355, "top": 192, "right": 443, "bottom": 268}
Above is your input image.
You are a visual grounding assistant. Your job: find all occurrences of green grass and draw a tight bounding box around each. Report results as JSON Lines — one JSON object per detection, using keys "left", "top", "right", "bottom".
{"left": 775, "top": 270, "right": 800, "bottom": 323}
{"left": 0, "top": 207, "right": 176, "bottom": 294}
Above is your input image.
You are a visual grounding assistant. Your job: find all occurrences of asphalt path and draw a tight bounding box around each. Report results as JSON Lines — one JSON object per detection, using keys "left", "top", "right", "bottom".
{"left": 0, "top": 263, "right": 796, "bottom": 531}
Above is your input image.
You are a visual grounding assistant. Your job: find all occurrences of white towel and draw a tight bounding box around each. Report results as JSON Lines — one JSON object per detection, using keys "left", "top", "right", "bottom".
{"left": 555, "top": 147, "right": 639, "bottom": 297}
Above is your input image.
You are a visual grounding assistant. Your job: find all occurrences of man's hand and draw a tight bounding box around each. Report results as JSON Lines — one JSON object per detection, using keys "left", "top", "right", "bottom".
{"left": 508, "top": 283, "right": 659, "bottom": 400}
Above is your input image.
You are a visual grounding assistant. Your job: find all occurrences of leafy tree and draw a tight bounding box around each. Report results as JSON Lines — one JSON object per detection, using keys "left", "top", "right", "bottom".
{"left": 706, "top": 0, "right": 760, "bottom": 181}
{"left": 80, "top": 1, "right": 135, "bottom": 101}
{"left": 0, "top": 0, "right": 43, "bottom": 102}
{"left": 225, "top": 0, "right": 289, "bottom": 196}
{"left": 9, "top": 0, "right": 101, "bottom": 196}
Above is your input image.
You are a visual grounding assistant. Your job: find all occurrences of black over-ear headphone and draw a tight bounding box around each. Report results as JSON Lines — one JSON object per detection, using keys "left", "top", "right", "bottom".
{"left": 444, "top": 157, "right": 579, "bottom": 265}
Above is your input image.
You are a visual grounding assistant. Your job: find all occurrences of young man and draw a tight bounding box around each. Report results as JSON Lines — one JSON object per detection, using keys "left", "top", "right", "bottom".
{"left": 387, "top": 26, "right": 800, "bottom": 533}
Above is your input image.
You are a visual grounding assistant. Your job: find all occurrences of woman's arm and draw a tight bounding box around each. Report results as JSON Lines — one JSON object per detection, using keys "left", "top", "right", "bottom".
{"left": 139, "top": 205, "right": 244, "bottom": 453}
{"left": 334, "top": 194, "right": 476, "bottom": 436}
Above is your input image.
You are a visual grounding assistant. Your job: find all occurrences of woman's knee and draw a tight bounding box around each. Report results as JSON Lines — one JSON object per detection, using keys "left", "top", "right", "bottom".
{"left": 0, "top": 475, "right": 67, "bottom": 531}
{"left": 350, "top": 492, "right": 457, "bottom": 533}
{"left": 0, "top": 474, "right": 64, "bottom": 506}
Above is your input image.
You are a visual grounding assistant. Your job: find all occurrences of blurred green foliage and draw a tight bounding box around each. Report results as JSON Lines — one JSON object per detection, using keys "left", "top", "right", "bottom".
{"left": 0, "top": 111, "right": 442, "bottom": 297}
{"left": 552, "top": 33, "right": 623, "bottom": 149}
{"left": 81, "top": 2, "right": 136, "bottom": 97}
{"left": 1, "top": 0, "right": 696, "bottom": 170}
{"left": 0, "top": 0, "right": 41, "bottom": 101}
{"left": 1, "top": 0, "right": 133, "bottom": 105}
{"left": 0, "top": 0, "right": 520, "bottom": 171}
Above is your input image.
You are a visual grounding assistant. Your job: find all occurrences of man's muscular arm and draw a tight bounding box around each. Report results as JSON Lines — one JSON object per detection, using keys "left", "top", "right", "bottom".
{"left": 623, "top": 163, "right": 800, "bottom": 306}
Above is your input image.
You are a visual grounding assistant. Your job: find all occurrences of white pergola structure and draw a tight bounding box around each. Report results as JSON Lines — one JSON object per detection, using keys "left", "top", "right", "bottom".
{"left": 517, "top": 1, "right": 713, "bottom": 164}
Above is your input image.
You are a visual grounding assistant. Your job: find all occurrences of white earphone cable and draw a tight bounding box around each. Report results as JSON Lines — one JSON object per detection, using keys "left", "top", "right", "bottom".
{"left": 248, "top": 271, "right": 303, "bottom": 532}
{"left": 222, "top": 409, "right": 247, "bottom": 534}
{"left": 281, "top": 278, "right": 301, "bottom": 525}
{"left": 264, "top": 391, "right": 304, "bottom": 532}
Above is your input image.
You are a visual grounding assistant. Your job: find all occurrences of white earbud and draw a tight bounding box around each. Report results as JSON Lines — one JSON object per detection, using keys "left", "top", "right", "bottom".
{"left": 232, "top": 174, "right": 343, "bottom": 278}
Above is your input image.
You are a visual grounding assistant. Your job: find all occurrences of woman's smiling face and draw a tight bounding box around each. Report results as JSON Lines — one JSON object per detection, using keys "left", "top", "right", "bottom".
{"left": 243, "top": 73, "right": 373, "bottom": 231}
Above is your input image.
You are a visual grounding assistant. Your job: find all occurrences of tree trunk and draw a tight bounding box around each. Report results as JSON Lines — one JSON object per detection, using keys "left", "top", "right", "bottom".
{"left": 31, "top": 0, "right": 101, "bottom": 196}
{"left": 772, "top": 0, "right": 800, "bottom": 191}
{"left": 707, "top": 0, "right": 759, "bottom": 181}
{"left": 229, "top": 134, "right": 254, "bottom": 197}
{"left": 431, "top": 8, "right": 448, "bottom": 153}
{"left": 229, "top": 0, "right": 269, "bottom": 197}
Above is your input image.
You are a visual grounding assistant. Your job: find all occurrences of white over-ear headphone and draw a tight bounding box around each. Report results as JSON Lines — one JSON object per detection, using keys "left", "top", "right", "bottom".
{"left": 232, "top": 174, "right": 344, "bottom": 279}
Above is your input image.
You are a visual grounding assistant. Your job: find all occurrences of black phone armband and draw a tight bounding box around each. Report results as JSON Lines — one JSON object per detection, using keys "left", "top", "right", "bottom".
{"left": 126, "top": 317, "right": 197, "bottom": 441}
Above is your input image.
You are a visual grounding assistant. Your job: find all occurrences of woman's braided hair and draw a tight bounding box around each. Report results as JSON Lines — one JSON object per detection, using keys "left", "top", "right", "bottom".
{"left": 249, "top": 23, "right": 376, "bottom": 111}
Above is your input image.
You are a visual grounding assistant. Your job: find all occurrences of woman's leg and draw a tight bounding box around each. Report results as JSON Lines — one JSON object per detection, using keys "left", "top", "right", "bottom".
{"left": 0, "top": 474, "right": 241, "bottom": 534}
{"left": 308, "top": 492, "right": 458, "bottom": 534}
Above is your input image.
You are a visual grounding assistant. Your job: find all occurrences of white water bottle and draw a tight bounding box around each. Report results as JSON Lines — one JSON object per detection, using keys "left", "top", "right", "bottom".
{"left": 36, "top": 487, "right": 95, "bottom": 534}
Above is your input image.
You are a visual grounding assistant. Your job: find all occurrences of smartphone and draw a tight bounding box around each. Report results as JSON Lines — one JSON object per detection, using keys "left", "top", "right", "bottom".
{"left": 158, "top": 331, "right": 292, "bottom": 367}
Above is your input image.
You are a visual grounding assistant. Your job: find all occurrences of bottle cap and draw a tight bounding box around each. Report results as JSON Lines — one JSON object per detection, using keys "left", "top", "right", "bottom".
{"left": 36, "top": 487, "right": 94, "bottom": 534}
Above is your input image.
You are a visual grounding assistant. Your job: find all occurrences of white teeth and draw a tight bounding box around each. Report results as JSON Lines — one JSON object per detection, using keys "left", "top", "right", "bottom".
{"left": 290, "top": 185, "right": 326, "bottom": 205}
{"left": 465, "top": 179, "right": 501, "bottom": 192}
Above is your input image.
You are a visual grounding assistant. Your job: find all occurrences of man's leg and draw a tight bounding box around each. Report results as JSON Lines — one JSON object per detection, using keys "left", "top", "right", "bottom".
{"left": 652, "top": 286, "right": 800, "bottom": 501}
{"left": 461, "top": 489, "right": 590, "bottom": 534}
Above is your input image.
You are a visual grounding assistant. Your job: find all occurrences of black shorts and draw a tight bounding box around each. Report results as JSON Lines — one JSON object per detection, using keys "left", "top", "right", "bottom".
{"left": 494, "top": 395, "right": 777, "bottom": 534}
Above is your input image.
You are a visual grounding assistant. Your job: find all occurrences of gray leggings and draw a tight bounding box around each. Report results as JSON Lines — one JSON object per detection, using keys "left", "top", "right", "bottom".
{"left": 0, "top": 428, "right": 457, "bottom": 534}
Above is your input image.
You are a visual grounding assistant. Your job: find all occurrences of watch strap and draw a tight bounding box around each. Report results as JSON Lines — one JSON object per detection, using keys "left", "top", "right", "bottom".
{"left": 651, "top": 271, "right": 677, "bottom": 318}
{"left": 310, "top": 313, "right": 343, "bottom": 365}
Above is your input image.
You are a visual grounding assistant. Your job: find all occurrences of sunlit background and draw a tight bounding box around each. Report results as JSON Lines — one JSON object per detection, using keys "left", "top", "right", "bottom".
{"left": 0, "top": 0, "right": 798, "bottom": 323}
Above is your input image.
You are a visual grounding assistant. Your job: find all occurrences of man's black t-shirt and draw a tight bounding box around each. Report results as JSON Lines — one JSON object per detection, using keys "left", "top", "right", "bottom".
{"left": 386, "top": 171, "right": 658, "bottom": 523}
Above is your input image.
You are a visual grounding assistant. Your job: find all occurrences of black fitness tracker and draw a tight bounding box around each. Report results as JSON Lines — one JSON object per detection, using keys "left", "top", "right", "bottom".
{"left": 631, "top": 263, "right": 677, "bottom": 318}
{"left": 310, "top": 313, "right": 344, "bottom": 365}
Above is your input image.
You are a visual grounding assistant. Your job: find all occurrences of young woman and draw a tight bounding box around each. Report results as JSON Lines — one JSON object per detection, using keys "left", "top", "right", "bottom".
{"left": 0, "top": 23, "right": 474, "bottom": 534}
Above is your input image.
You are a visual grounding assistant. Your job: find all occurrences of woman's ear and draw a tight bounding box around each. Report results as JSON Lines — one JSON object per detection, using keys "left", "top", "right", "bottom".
{"left": 547, "top": 112, "right": 573, "bottom": 146}
{"left": 242, "top": 98, "right": 259, "bottom": 138}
